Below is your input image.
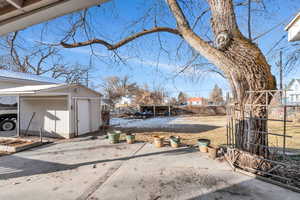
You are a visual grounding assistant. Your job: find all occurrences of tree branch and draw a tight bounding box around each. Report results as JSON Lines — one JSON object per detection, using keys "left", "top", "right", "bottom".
{"left": 61, "top": 27, "right": 181, "bottom": 50}
{"left": 166, "top": 0, "right": 228, "bottom": 69}
{"left": 207, "top": 0, "right": 241, "bottom": 37}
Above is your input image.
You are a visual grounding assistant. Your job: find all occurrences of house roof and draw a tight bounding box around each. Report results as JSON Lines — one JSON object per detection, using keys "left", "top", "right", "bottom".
{"left": 287, "top": 79, "right": 300, "bottom": 90}
{"left": 0, "top": 0, "right": 110, "bottom": 36}
{"left": 187, "top": 97, "right": 204, "bottom": 102}
{"left": 0, "top": 83, "right": 102, "bottom": 96}
{"left": 0, "top": 69, "right": 61, "bottom": 84}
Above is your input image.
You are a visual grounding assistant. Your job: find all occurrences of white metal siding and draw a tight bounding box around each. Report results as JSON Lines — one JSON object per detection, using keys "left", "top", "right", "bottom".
{"left": 70, "top": 86, "right": 102, "bottom": 135}
{"left": 20, "top": 97, "right": 69, "bottom": 138}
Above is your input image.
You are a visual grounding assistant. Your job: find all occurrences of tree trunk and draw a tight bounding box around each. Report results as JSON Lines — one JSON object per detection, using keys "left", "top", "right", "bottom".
{"left": 207, "top": 0, "right": 276, "bottom": 156}
{"left": 167, "top": 0, "right": 276, "bottom": 156}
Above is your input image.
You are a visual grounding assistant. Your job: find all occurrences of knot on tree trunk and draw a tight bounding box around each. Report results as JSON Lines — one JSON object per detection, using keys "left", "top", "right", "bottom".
{"left": 214, "top": 31, "right": 232, "bottom": 50}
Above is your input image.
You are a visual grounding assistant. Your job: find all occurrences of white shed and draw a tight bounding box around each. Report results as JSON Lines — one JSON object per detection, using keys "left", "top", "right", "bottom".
{"left": 0, "top": 84, "right": 102, "bottom": 138}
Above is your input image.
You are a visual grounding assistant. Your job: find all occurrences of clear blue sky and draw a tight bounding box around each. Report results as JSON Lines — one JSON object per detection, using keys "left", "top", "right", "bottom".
{"left": 8, "top": 0, "right": 300, "bottom": 98}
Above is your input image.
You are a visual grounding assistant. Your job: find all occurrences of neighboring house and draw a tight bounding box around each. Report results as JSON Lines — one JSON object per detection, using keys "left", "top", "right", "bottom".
{"left": 187, "top": 97, "right": 206, "bottom": 106}
{"left": 115, "top": 96, "right": 133, "bottom": 108}
{"left": 285, "top": 12, "right": 300, "bottom": 42}
{"left": 286, "top": 79, "right": 300, "bottom": 105}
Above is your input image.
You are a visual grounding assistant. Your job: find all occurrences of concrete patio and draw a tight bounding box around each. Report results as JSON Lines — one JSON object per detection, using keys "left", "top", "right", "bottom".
{"left": 0, "top": 135, "right": 299, "bottom": 200}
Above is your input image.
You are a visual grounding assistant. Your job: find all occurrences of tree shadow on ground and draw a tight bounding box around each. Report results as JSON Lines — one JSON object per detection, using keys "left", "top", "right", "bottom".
{"left": 184, "top": 179, "right": 299, "bottom": 200}
{"left": 119, "top": 124, "right": 222, "bottom": 134}
{"left": 0, "top": 146, "right": 196, "bottom": 180}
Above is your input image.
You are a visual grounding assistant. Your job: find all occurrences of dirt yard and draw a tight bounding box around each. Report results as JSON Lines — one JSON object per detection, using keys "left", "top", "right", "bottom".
{"left": 112, "top": 115, "right": 300, "bottom": 153}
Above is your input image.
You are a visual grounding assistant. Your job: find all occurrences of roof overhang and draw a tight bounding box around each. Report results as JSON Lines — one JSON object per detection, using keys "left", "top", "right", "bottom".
{"left": 0, "top": 83, "right": 102, "bottom": 96}
{"left": 0, "top": 0, "right": 110, "bottom": 36}
{"left": 285, "top": 12, "right": 300, "bottom": 42}
{"left": 0, "top": 84, "right": 66, "bottom": 95}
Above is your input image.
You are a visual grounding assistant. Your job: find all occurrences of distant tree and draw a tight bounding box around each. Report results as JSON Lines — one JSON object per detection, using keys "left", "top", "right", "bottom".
{"left": 169, "top": 97, "right": 178, "bottom": 106}
{"left": 209, "top": 84, "right": 224, "bottom": 104}
{"left": 133, "top": 86, "right": 151, "bottom": 106}
{"left": 177, "top": 92, "right": 188, "bottom": 105}
{"left": 101, "top": 75, "right": 139, "bottom": 107}
{"left": 151, "top": 86, "right": 168, "bottom": 105}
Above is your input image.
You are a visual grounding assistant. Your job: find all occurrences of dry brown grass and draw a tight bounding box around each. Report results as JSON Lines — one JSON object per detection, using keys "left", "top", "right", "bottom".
{"left": 119, "top": 115, "right": 300, "bottom": 151}
{"left": 119, "top": 116, "right": 227, "bottom": 146}
{"left": 268, "top": 121, "right": 300, "bottom": 151}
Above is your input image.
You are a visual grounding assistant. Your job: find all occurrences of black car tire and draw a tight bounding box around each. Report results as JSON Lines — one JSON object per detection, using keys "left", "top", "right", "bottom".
{"left": 0, "top": 120, "right": 16, "bottom": 131}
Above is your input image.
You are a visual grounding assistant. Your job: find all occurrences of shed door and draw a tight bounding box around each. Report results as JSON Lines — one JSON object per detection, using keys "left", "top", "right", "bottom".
{"left": 77, "top": 100, "right": 91, "bottom": 135}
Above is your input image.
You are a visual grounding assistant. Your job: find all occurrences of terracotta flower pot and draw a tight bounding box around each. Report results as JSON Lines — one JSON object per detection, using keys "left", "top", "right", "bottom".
{"left": 208, "top": 145, "right": 219, "bottom": 159}
{"left": 199, "top": 146, "right": 208, "bottom": 153}
{"left": 126, "top": 134, "right": 135, "bottom": 144}
{"left": 153, "top": 136, "right": 164, "bottom": 148}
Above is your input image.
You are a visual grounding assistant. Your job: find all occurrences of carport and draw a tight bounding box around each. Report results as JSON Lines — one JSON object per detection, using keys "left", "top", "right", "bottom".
{"left": 0, "top": 84, "right": 102, "bottom": 138}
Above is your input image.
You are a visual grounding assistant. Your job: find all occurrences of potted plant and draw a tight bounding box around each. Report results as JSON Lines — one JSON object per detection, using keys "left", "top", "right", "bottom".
{"left": 153, "top": 136, "right": 164, "bottom": 148}
{"left": 126, "top": 133, "right": 136, "bottom": 144}
{"left": 169, "top": 136, "right": 181, "bottom": 148}
{"left": 208, "top": 145, "right": 219, "bottom": 159}
{"left": 197, "top": 139, "right": 210, "bottom": 153}
{"left": 107, "top": 130, "right": 121, "bottom": 144}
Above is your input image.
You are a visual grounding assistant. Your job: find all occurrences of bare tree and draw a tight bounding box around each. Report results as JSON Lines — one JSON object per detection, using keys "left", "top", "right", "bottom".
{"left": 59, "top": 0, "right": 286, "bottom": 156}
{"left": 151, "top": 86, "right": 168, "bottom": 105}
{"left": 131, "top": 84, "right": 168, "bottom": 106}
{"left": 178, "top": 91, "right": 188, "bottom": 105}
{"left": 101, "top": 76, "right": 139, "bottom": 106}
{"left": 0, "top": 32, "right": 90, "bottom": 84}
{"left": 0, "top": 32, "right": 59, "bottom": 74}
{"left": 209, "top": 84, "right": 224, "bottom": 105}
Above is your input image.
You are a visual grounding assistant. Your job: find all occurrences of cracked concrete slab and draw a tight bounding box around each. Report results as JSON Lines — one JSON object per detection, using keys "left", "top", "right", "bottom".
{"left": 0, "top": 136, "right": 299, "bottom": 200}
{"left": 0, "top": 136, "right": 145, "bottom": 200}
{"left": 88, "top": 144, "right": 300, "bottom": 200}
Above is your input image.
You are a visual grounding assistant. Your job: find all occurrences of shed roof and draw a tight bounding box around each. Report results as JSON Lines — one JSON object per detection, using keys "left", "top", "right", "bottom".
{"left": 287, "top": 79, "right": 300, "bottom": 90}
{"left": 0, "top": 83, "right": 102, "bottom": 96}
{"left": 0, "top": 69, "right": 61, "bottom": 84}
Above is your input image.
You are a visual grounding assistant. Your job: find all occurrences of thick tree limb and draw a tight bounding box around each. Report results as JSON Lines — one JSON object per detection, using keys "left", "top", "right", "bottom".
{"left": 166, "top": 0, "right": 232, "bottom": 71}
{"left": 61, "top": 27, "right": 180, "bottom": 50}
{"left": 207, "top": 0, "right": 241, "bottom": 37}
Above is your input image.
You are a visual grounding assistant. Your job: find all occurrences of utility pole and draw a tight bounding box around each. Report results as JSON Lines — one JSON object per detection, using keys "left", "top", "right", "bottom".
{"left": 86, "top": 71, "right": 89, "bottom": 87}
{"left": 247, "top": 0, "right": 252, "bottom": 40}
{"left": 279, "top": 51, "right": 283, "bottom": 91}
{"left": 279, "top": 51, "right": 283, "bottom": 104}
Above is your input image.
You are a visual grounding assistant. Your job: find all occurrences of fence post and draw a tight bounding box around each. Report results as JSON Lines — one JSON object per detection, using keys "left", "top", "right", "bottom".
{"left": 283, "top": 105, "right": 287, "bottom": 157}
